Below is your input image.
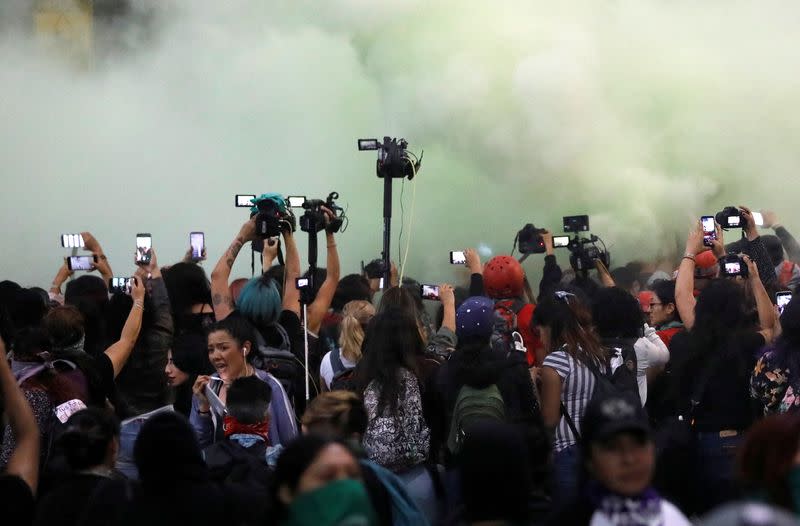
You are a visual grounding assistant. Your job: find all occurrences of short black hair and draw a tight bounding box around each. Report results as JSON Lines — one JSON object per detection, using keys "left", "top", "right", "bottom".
{"left": 226, "top": 376, "right": 272, "bottom": 424}
{"left": 332, "top": 274, "right": 372, "bottom": 311}
{"left": 592, "top": 286, "right": 644, "bottom": 339}
{"left": 57, "top": 408, "right": 120, "bottom": 471}
{"left": 651, "top": 279, "right": 681, "bottom": 323}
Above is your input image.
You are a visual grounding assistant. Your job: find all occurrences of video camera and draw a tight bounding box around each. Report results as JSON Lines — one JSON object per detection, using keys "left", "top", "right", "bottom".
{"left": 299, "top": 192, "right": 347, "bottom": 234}
{"left": 357, "top": 137, "right": 422, "bottom": 179}
{"left": 561, "top": 215, "right": 610, "bottom": 273}
{"left": 250, "top": 194, "right": 295, "bottom": 253}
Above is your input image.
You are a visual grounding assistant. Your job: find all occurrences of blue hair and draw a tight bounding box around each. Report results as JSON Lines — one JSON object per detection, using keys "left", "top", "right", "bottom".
{"left": 237, "top": 276, "right": 282, "bottom": 327}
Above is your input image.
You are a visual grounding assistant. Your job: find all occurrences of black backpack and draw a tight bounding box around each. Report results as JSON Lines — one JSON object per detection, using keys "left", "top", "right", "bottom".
{"left": 251, "top": 325, "right": 301, "bottom": 405}
{"left": 600, "top": 337, "right": 641, "bottom": 405}
{"left": 204, "top": 440, "right": 273, "bottom": 489}
{"left": 328, "top": 348, "right": 357, "bottom": 392}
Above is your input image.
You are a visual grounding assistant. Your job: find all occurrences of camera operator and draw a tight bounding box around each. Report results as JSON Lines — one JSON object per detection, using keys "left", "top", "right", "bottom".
{"left": 722, "top": 206, "right": 779, "bottom": 292}
{"left": 758, "top": 210, "right": 800, "bottom": 291}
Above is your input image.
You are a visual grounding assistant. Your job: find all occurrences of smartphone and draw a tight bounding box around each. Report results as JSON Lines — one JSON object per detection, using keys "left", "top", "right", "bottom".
{"left": 378, "top": 277, "right": 385, "bottom": 290}
{"left": 109, "top": 277, "right": 132, "bottom": 295}
{"left": 61, "top": 233, "right": 84, "bottom": 248}
{"left": 701, "top": 216, "right": 716, "bottom": 247}
{"left": 553, "top": 235, "right": 570, "bottom": 248}
{"left": 190, "top": 232, "right": 205, "bottom": 261}
{"left": 420, "top": 284, "right": 440, "bottom": 301}
{"left": 135, "top": 233, "right": 152, "bottom": 265}
{"left": 777, "top": 291, "right": 792, "bottom": 314}
{"left": 450, "top": 250, "right": 466, "bottom": 265}
{"left": 287, "top": 196, "right": 307, "bottom": 208}
{"left": 753, "top": 211, "right": 765, "bottom": 227}
{"left": 67, "top": 255, "right": 95, "bottom": 271}
{"left": 235, "top": 194, "right": 256, "bottom": 208}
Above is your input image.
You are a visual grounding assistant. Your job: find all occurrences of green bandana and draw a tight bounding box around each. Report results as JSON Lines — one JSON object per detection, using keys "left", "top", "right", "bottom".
{"left": 283, "top": 479, "right": 377, "bottom": 526}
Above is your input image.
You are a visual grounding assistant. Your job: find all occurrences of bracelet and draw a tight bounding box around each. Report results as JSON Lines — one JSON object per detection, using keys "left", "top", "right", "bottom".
{"left": 682, "top": 255, "right": 696, "bottom": 263}
{"left": 133, "top": 301, "right": 144, "bottom": 310}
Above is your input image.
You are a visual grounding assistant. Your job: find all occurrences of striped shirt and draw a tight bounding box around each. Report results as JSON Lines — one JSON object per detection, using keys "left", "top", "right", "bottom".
{"left": 542, "top": 349, "right": 600, "bottom": 451}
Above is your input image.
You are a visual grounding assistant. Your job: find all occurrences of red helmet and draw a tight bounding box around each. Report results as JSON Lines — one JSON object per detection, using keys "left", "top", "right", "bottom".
{"left": 483, "top": 255, "right": 525, "bottom": 299}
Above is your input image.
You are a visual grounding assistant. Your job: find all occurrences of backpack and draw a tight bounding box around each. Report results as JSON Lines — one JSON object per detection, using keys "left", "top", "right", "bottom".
{"left": 600, "top": 337, "right": 641, "bottom": 406}
{"left": 446, "top": 384, "right": 506, "bottom": 454}
{"left": 328, "top": 348, "right": 357, "bottom": 392}
{"left": 252, "top": 325, "right": 301, "bottom": 405}
{"left": 490, "top": 298, "right": 526, "bottom": 355}
{"left": 360, "top": 459, "right": 431, "bottom": 526}
{"left": 205, "top": 439, "right": 273, "bottom": 490}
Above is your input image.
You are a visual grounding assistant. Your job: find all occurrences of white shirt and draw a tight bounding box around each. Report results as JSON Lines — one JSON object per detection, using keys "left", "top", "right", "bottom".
{"left": 590, "top": 500, "right": 691, "bottom": 526}
{"left": 634, "top": 324, "right": 670, "bottom": 405}
{"left": 319, "top": 350, "right": 358, "bottom": 389}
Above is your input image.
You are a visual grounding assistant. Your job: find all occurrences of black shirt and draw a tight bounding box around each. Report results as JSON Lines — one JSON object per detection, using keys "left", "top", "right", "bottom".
{"left": 34, "top": 474, "right": 125, "bottom": 526}
{"left": 0, "top": 474, "right": 35, "bottom": 526}
{"left": 669, "top": 330, "right": 764, "bottom": 432}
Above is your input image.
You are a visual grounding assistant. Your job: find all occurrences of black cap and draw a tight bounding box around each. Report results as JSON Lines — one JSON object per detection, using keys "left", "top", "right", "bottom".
{"left": 581, "top": 393, "right": 650, "bottom": 445}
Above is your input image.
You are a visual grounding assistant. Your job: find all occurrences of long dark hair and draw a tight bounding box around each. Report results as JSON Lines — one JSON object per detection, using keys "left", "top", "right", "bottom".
{"left": 355, "top": 306, "right": 421, "bottom": 414}
{"left": 12, "top": 327, "right": 83, "bottom": 404}
{"left": 686, "top": 279, "right": 751, "bottom": 368}
{"left": 532, "top": 288, "right": 605, "bottom": 365}
{"left": 162, "top": 263, "right": 213, "bottom": 329}
{"left": 592, "top": 286, "right": 644, "bottom": 339}
{"left": 56, "top": 408, "right": 120, "bottom": 471}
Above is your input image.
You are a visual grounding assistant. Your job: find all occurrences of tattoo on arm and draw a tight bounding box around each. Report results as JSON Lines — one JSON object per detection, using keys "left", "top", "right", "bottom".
{"left": 212, "top": 293, "right": 233, "bottom": 308}
{"left": 226, "top": 237, "right": 245, "bottom": 269}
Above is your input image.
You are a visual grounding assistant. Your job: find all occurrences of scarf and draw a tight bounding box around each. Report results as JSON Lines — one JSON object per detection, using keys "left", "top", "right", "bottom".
{"left": 10, "top": 355, "right": 77, "bottom": 386}
{"left": 283, "top": 479, "right": 377, "bottom": 526}
{"left": 223, "top": 415, "right": 270, "bottom": 444}
{"left": 588, "top": 481, "right": 664, "bottom": 526}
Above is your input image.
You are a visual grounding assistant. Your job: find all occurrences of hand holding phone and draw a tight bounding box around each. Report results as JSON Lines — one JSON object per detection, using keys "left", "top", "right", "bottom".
{"left": 109, "top": 277, "right": 133, "bottom": 295}
{"left": 135, "top": 233, "right": 152, "bottom": 266}
{"left": 701, "top": 216, "right": 717, "bottom": 247}
{"left": 67, "top": 255, "right": 97, "bottom": 271}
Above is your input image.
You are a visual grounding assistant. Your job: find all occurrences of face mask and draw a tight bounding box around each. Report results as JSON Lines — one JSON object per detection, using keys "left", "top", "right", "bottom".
{"left": 284, "top": 479, "right": 376, "bottom": 526}
{"left": 787, "top": 465, "right": 800, "bottom": 513}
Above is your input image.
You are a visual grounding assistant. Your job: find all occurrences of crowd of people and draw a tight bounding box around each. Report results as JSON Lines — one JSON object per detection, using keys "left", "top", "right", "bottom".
{"left": 2, "top": 198, "right": 800, "bottom": 525}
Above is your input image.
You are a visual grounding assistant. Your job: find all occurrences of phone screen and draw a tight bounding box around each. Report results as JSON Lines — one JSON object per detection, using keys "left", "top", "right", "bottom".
{"left": 450, "top": 251, "right": 466, "bottom": 265}
{"left": 701, "top": 216, "right": 716, "bottom": 246}
{"left": 190, "top": 232, "right": 204, "bottom": 260}
{"left": 379, "top": 277, "right": 385, "bottom": 290}
{"left": 553, "top": 236, "right": 570, "bottom": 248}
{"left": 61, "top": 233, "right": 84, "bottom": 248}
{"left": 753, "top": 212, "right": 764, "bottom": 227}
{"left": 727, "top": 215, "right": 741, "bottom": 228}
{"left": 777, "top": 292, "right": 792, "bottom": 314}
{"left": 68, "top": 256, "right": 94, "bottom": 271}
{"left": 136, "top": 234, "right": 152, "bottom": 265}
{"left": 421, "top": 284, "right": 440, "bottom": 301}
{"left": 110, "top": 277, "right": 132, "bottom": 294}
{"left": 236, "top": 194, "right": 256, "bottom": 207}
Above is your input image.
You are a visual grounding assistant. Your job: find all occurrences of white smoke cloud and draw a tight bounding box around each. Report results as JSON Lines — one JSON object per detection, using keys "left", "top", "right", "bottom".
{"left": 2, "top": 0, "right": 800, "bottom": 287}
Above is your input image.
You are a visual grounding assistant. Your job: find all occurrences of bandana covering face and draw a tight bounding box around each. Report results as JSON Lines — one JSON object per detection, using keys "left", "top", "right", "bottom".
{"left": 223, "top": 415, "right": 270, "bottom": 444}
{"left": 283, "top": 479, "right": 377, "bottom": 526}
{"left": 588, "top": 481, "right": 664, "bottom": 526}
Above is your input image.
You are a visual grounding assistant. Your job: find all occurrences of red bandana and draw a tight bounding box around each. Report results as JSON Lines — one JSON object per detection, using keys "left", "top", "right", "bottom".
{"left": 223, "top": 416, "right": 270, "bottom": 444}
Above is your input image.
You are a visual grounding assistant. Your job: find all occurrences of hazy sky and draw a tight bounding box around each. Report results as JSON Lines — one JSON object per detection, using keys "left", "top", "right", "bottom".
{"left": 2, "top": 0, "right": 800, "bottom": 287}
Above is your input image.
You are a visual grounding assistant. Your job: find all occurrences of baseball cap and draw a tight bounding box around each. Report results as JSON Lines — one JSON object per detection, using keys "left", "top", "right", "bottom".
{"left": 456, "top": 296, "right": 496, "bottom": 340}
{"left": 581, "top": 393, "right": 650, "bottom": 445}
{"left": 637, "top": 291, "right": 654, "bottom": 314}
{"left": 695, "top": 251, "right": 718, "bottom": 279}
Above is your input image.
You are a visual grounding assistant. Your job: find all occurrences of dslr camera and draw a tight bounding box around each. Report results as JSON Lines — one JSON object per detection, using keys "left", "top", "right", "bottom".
{"left": 719, "top": 254, "right": 749, "bottom": 278}
{"left": 515, "top": 224, "right": 547, "bottom": 255}
{"left": 299, "top": 192, "right": 347, "bottom": 234}
{"left": 715, "top": 206, "right": 744, "bottom": 230}
{"left": 358, "top": 137, "right": 422, "bottom": 179}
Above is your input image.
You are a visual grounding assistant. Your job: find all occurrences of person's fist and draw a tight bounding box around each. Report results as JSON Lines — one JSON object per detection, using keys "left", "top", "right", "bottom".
{"left": 464, "top": 248, "right": 482, "bottom": 274}
{"left": 192, "top": 375, "right": 212, "bottom": 412}
{"left": 130, "top": 276, "right": 146, "bottom": 302}
{"left": 80, "top": 232, "right": 102, "bottom": 253}
{"left": 439, "top": 283, "right": 455, "bottom": 306}
{"left": 762, "top": 210, "right": 779, "bottom": 229}
{"left": 686, "top": 221, "right": 707, "bottom": 256}
{"left": 239, "top": 218, "right": 258, "bottom": 242}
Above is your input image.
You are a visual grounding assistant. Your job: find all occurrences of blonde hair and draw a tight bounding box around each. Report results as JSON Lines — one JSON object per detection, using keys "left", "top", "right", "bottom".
{"left": 338, "top": 300, "right": 375, "bottom": 362}
{"left": 300, "top": 390, "right": 367, "bottom": 437}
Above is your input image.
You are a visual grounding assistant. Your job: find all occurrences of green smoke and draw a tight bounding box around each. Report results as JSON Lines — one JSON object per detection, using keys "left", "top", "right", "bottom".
{"left": 2, "top": 0, "right": 800, "bottom": 286}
